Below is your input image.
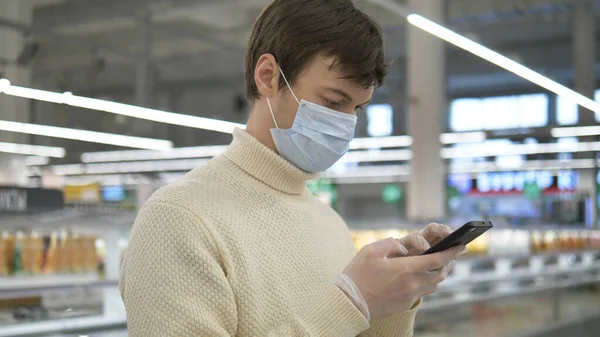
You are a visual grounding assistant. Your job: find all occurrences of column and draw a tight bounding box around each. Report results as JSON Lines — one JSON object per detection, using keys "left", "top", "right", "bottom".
{"left": 573, "top": 0, "right": 596, "bottom": 125}
{"left": 0, "top": 0, "right": 33, "bottom": 187}
{"left": 134, "top": 10, "right": 154, "bottom": 108}
{"left": 407, "top": 0, "right": 446, "bottom": 221}
{"left": 579, "top": 169, "right": 597, "bottom": 227}
{"left": 572, "top": 1, "right": 597, "bottom": 226}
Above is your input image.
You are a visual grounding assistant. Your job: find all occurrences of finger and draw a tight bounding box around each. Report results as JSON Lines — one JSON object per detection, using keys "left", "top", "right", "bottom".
{"left": 421, "top": 284, "right": 438, "bottom": 297}
{"left": 420, "top": 223, "right": 453, "bottom": 246}
{"left": 417, "top": 260, "right": 455, "bottom": 285}
{"left": 447, "top": 259, "right": 457, "bottom": 273}
{"left": 403, "top": 245, "right": 465, "bottom": 272}
{"left": 396, "top": 232, "right": 430, "bottom": 256}
{"left": 366, "top": 237, "right": 408, "bottom": 259}
{"left": 385, "top": 239, "right": 409, "bottom": 259}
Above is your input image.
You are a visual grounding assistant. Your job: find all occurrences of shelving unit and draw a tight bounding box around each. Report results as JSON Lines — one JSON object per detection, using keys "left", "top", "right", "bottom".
{"left": 0, "top": 275, "right": 117, "bottom": 300}
{"left": 0, "top": 250, "right": 598, "bottom": 336}
{"left": 0, "top": 277, "right": 124, "bottom": 337}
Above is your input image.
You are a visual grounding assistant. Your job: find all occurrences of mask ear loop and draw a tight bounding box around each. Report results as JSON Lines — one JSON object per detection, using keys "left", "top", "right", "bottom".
{"left": 265, "top": 97, "right": 279, "bottom": 129}
{"left": 278, "top": 67, "right": 300, "bottom": 104}
{"left": 267, "top": 66, "right": 299, "bottom": 129}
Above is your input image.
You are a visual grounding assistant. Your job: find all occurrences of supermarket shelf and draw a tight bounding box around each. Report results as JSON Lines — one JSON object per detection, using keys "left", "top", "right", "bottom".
{"left": 0, "top": 275, "right": 118, "bottom": 300}
{"left": 422, "top": 250, "right": 600, "bottom": 312}
{"left": 0, "top": 314, "right": 126, "bottom": 337}
{"left": 422, "top": 273, "right": 600, "bottom": 312}
{"left": 441, "top": 263, "right": 600, "bottom": 288}
{"left": 458, "top": 249, "right": 600, "bottom": 262}
{"left": 518, "top": 312, "right": 600, "bottom": 337}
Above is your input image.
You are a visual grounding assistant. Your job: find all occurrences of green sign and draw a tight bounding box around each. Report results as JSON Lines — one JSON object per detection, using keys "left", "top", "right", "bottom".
{"left": 524, "top": 181, "right": 541, "bottom": 200}
{"left": 307, "top": 178, "right": 338, "bottom": 202}
{"left": 447, "top": 186, "right": 460, "bottom": 200}
{"left": 382, "top": 184, "right": 403, "bottom": 204}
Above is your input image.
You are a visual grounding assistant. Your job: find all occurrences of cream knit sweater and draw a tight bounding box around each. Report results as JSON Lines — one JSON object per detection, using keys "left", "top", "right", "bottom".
{"left": 120, "top": 128, "right": 417, "bottom": 336}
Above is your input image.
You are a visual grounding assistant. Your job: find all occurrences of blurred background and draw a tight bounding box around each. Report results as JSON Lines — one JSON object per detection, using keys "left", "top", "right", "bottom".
{"left": 1, "top": 0, "right": 600, "bottom": 336}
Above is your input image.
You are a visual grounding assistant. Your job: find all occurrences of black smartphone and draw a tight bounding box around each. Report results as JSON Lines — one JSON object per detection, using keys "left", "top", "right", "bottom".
{"left": 421, "top": 221, "right": 493, "bottom": 255}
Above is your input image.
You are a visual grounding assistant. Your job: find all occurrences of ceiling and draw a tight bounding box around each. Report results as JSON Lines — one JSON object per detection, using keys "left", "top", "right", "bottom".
{"left": 0, "top": 0, "right": 597, "bottom": 174}
{"left": 4, "top": 0, "right": 594, "bottom": 93}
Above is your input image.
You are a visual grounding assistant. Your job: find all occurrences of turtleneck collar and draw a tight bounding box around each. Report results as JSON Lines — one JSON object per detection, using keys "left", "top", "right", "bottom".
{"left": 222, "top": 128, "right": 319, "bottom": 195}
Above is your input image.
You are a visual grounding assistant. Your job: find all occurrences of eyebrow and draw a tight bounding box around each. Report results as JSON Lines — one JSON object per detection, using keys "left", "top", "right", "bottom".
{"left": 324, "top": 87, "right": 372, "bottom": 106}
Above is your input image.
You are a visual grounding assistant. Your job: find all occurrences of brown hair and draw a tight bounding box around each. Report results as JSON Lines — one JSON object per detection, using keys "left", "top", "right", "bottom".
{"left": 245, "top": 0, "right": 388, "bottom": 100}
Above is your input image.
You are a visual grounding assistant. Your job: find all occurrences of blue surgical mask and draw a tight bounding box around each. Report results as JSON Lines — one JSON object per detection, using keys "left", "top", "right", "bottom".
{"left": 266, "top": 68, "right": 357, "bottom": 173}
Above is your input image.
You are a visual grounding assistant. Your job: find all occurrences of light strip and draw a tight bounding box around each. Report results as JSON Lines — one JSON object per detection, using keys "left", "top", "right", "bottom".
{"left": 81, "top": 145, "right": 228, "bottom": 163}
{"left": 47, "top": 157, "right": 599, "bottom": 178}
{"left": 80, "top": 139, "right": 600, "bottom": 165}
{"left": 324, "top": 165, "right": 411, "bottom": 179}
{"left": 350, "top": 135, "right": 413, "bottom": 149}
{"left": 0, "top": 141, "right": 65, "bottom": 158}
{"left": 371, "top": 0, "right": 600, "bottom": 116}
{"left": 51, "top": 159, "right": 209, "bottom": 176}
{"left": 1, "top": 77, "right": 493, "bottom": 143}
{"left": 440, "top": 131, "right": 486, "bottom": 145}
{"left": 0, "top": 120, "right": 172, "bottom": 151}
{"left": 551, "top": 126, "right": 600, "bottom": 138}
{"left": 25, "top": 156, "right": 50, "bottom": 166}
{"left": 449, "top": 159, "right": 596, "bottom": 174}
{"left": 343, "top": 149, "right": 413, "bottom": 163}
{"left": 442, "top": 141, "right": 600, "bottom": 159}
{"left": 0, "top": 79, "right": 245, "bottom": 134}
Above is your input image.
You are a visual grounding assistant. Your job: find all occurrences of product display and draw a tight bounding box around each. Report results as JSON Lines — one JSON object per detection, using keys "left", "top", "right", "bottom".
{"left": 351, "top": 229, "right": 600, "bottom": 256}
{"left": 0, "top": 230, "right": 99, "bottom": 278}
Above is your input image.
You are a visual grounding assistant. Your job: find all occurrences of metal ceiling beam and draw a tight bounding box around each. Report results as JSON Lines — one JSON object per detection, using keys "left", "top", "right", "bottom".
{"left": 0, "top": 15, "right": 139, "bottom": 61}
{"left": 153, "top": 22, "right": 243, "bottom": 51}
{"left": 31, "top": 0, "right": 240, "bottom": 33}
{"left": 0, "top": 16, "right": 29, "bottom": 33}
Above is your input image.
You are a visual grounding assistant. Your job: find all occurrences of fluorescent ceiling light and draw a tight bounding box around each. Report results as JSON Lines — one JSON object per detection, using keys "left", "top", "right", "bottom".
{"left": 449, "top": 159, "right": 595, "bottom": 174}
{"left": 80, "top": 132, "right": 481, "bottom": 163}
{"left": 350, "top": 136, "right": 413, "bottom": 149}
{"left": 370, "top": 0, "right": 600, "bottom": 117}
{"left": 0, "top": 120, "right": 172, "bottom": 151}
{"left": 25, "top": 156, "right": 50, "bottom": 166}
{"left": 51, "top": 159, "right": 209, "bottom": 176}
{"left": 83, "top": 138, "right": 414, "bottom": 164}
{"left": 343, "top": 149, "right": 413, "bottom": 163}
{"left": 81, "top": 145, "right": 228, "bottom": 163}
{"left": 0, "top": 141, "right": 65, "bottom": 158}
{"left": 324, "top": 164, "right": 410, "bottom": 179}
{"left": 61, "top": 174, "right": 156, "bottom": 186}
{"left": 0, "top": 79, "right": 245, "bottom": 134}
{"left": 0, "top": 77, "right": 498, "bottom": 143}
{"left": 442, "top": 141, "right": 600, "bottom": 159}
{"left": 551, "top": 126, "right": 600, "bottom": 138}
{"left": 440, "top": 132, "right": 486, "bottom": 144}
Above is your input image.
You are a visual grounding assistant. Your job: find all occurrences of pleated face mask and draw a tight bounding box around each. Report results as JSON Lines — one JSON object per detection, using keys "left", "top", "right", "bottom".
{"left": 266, "top": 68, "right": 357, "bottom": 173}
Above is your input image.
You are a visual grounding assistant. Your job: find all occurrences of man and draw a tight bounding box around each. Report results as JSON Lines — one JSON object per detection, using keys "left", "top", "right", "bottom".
{"left": 120, "top": 0, "right": 464, "bottom": 336}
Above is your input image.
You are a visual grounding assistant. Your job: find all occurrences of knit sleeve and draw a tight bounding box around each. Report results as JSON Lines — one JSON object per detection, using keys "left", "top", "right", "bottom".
{"left": 358, "top": 300, "right": 420, "bottom": 337}
{"left": 359, "top": 311, "right": 418, "bottom": 337}
{"left": 120, "top": 202, "right": 238, "bottom": 336}
{"left": 120, "top": 202, "right": 370, "bottom": 337}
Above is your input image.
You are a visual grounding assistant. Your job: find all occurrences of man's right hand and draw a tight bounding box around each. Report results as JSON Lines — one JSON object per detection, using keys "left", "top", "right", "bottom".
{"left": 342, "top": 238, "right": 464, "bottom": 320}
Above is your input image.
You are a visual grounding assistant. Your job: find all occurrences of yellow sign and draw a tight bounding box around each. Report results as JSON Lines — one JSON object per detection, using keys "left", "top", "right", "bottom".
{"left": 64, "top": 183, "right": 101, "bottom": 202}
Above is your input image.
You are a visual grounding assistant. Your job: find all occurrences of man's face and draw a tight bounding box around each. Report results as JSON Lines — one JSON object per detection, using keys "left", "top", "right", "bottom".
{"left": 274, "top": 55, "right": 374, "bottom": 130}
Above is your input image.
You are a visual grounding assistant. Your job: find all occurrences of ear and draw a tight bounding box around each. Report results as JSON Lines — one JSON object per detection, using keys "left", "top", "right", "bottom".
{"left": 254, "top": 53, "right": 280, "bottom": 98}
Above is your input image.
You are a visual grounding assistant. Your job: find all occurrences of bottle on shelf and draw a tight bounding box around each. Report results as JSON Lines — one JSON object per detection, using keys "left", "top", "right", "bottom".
{"left": 12, "top": 231, "right": 24, "bottom": 276}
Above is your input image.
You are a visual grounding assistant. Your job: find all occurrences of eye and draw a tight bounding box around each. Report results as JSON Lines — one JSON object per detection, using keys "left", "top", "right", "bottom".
{"left": 327, "top": 100, "right": 342, "bottom": 107}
